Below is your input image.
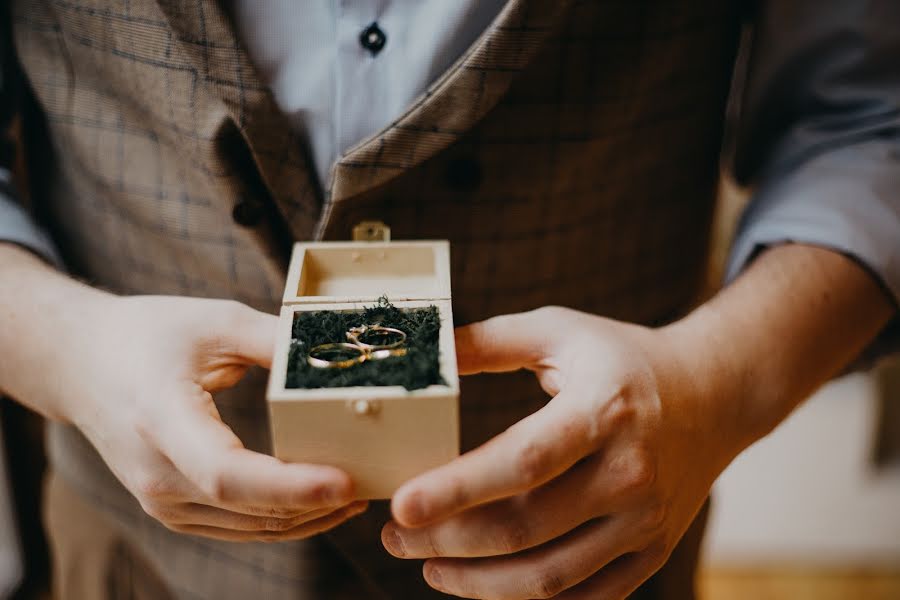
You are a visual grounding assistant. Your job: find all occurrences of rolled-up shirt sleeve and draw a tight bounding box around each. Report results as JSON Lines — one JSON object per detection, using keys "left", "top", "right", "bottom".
{"left": 0, "top": 169, "right": 63, "bottom": 267}
{"left": 727, "top": 140, "right": 900, "bottom": 303}
{"left": 0, "top": 20, "right": 63, "bottom": 269}
{"left": 727, "top": 0, "right": 900, "bottom": 354}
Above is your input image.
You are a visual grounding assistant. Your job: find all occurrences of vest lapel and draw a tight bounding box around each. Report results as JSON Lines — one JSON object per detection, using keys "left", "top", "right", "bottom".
{"left": 317, "top": 0, "right": 574, "bottom": 238}
{"left": 155, "top": 0, "right": 572, "bottom": 242}
{"left": 154, "top": 0, "right": 322, "bottom": 240}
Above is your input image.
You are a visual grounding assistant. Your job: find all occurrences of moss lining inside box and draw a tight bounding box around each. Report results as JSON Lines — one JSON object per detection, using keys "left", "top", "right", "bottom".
{"left": 286, "top": 297, "right": 445, "bottom": 391}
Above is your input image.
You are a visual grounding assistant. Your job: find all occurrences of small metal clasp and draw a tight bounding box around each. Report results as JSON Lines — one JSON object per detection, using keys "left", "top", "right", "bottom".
{"left": 352, "top": 221, "right": 391, "bottom": 242}
{"left": 348, "top": 399, "right": 381, "bottom": 417}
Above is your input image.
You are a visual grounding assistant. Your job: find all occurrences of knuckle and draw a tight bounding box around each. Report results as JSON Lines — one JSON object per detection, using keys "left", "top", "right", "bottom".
{"left": 629, "top": 455, "right": 657, "bottom": 493}
{"left": 528, "top": 570, "right": 567, "bottom": 599}
{"left": 640, "top": 502, "right": 669, "bottom": 532}
{"left": 560, "top": 414, "right": 593, "bottom": 448}
{"left": 496, "top": 520, "right": 530, "bottom": 554}
{"left": 603, "top": 393, "right": 636, "bottom": 429}
{"left": 264, "top": 516, "right": 298, "bottom": 532}
{"left": 423, "top": 533, "right": 443, "bottom": 557}
{"left": 514, "top": 441, "right": 550, "bottom": 487}
{"left": 200, "top": 470, "right": 230, "bottom": 503}
{"left": 612, "top": 450, "right": 657, "bottom": 496}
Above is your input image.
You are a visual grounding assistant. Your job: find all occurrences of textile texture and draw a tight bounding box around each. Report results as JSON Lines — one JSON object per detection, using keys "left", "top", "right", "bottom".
{"left": 11, "top": 0, "right": 740, "bottom": 597}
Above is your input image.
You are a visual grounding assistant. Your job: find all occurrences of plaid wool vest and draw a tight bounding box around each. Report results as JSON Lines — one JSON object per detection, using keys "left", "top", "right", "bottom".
{"left": 11, "top": 0, "right": 740, "bottom": 597}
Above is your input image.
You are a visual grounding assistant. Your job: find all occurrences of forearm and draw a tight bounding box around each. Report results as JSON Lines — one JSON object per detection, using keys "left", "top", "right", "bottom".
{"left": 666, "top": 244, "right": 895, "bottom": 452}
{"left": 0, "top": 242, "right": 116, "bottom": 420}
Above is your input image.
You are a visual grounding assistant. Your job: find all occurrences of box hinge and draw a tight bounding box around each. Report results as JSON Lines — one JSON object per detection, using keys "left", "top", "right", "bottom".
{"left": 352, "top": 221, "right": 391, "bottom": 242}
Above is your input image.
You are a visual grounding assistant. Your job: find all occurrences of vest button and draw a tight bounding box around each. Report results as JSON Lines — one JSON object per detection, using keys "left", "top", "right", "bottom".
{"left": 445, "top": 156, "right": 484, "bottom": 192}
{"left": 231, "top": 200, "right": 263, "bottom": 227}
{"left": 360, "top": 22, "right": 387, "bottom": 56}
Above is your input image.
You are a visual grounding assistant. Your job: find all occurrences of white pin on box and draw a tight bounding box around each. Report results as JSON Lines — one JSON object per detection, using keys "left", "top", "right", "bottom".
{"left": 266, "top": 223, "right": 460, "bottom": 499}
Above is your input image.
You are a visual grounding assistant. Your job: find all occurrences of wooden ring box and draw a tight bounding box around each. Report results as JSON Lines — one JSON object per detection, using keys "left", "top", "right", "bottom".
{"left": 266, "top": 226, "right": 460, "bottom": 499}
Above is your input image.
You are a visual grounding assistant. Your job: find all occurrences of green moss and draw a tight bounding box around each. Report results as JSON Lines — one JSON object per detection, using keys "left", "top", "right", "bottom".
{"left": 285, "top": 297, "right": 445, "bottom": 391}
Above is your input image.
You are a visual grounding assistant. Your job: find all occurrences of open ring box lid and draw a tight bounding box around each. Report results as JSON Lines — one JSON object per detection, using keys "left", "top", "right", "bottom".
{"left": 266, "top": 233, "right": 460, "bottom": 500}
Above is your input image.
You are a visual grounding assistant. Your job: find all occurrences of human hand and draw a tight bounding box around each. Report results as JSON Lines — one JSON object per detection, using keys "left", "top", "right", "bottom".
{"left": 62, "top": 295, "right": 366, "bottom": 541}
{"left": 382, "top": 306, "right": 743, "bottom": 599}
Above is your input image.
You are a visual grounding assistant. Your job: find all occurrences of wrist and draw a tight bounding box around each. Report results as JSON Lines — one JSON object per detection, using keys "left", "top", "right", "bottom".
{"left": 55, "top": 292, "right": 126, "bottom": 426}
{"left": 655, "top": 307, "right": 765, "bottom": 461}
{"left": 0, "top": 244, "right": 119, "bottom": 422}
{"left": 658, "top": 246, "right": 896, "bottom": 460}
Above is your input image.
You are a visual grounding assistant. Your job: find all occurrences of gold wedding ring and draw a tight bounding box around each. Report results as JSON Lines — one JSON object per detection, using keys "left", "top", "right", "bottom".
{"left": 346, "top": 324, "right": 407, "bottom": 350}
{"left": 307, "top": 343, "right": 367, "bottom": 369}
{"left": 368, "top": 347, "right": 408, "bottom": 361}
{"left": 306, "top": 324, "right": 409, "bottom": 369}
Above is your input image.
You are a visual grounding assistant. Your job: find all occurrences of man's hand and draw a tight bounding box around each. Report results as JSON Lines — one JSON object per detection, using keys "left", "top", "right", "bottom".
{"left": 71, "top": 295, "right": 367, "bottom": 541}
{"left": 0, "top": 246, "right": 366, "bottom": 541}
{"left": 382, "top": 307, "right": 723, "bottom": 599}
{"left": 381, "top": 245, "right": 894, "bottom": 599}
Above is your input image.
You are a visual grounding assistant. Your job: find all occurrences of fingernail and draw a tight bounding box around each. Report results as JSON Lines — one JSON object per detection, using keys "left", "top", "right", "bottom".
{"left": 425, "top": 564, "right": 444, "bottom": 590}
{"left": 383, "top": 524, "right": 406, "bottom": 557}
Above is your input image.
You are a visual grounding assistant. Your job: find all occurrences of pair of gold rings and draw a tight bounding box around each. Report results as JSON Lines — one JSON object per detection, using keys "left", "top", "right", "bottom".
{"left": 307, "top": 324, "right": 408, "bottom": 369}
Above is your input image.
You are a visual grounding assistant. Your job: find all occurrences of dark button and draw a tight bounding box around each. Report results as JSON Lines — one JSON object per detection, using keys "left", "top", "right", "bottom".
{"left": 231, "top": 200, "right": 264, "bottom": 227}
{"left": 360, "top": 22, "right": 387, "bottom": 55}
{"left": 444, "top": 156, "right": 484, "bottom": 192}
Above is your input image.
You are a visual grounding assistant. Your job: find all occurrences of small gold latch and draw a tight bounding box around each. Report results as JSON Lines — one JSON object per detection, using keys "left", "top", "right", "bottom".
{"left": 352, "top": 221, "right": 391, "bottom": 242}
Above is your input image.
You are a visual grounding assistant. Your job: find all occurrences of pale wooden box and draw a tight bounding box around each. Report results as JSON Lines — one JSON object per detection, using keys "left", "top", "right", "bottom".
{"left": 266, "top": 240, "right": 460, "bottom": 499}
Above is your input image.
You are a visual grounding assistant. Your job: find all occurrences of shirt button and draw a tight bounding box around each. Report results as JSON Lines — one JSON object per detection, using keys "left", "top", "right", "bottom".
{"left": 232, "top": 199, "right": 264, "bottom": 227}
{"left": 360, "top": 22, "right": 387, "bottom": 55}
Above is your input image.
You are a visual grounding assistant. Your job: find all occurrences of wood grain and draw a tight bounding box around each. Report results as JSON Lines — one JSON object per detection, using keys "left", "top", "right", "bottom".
{"left": 700, "top": 569, "right": 900, "bottom": 600}
{"left": 268, "top": 241, "right": 460, "bottom": 500}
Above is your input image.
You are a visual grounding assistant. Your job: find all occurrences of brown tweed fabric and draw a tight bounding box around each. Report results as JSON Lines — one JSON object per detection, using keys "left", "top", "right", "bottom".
{"left": 10, "top": 0, "right": 741, "bottom": 598}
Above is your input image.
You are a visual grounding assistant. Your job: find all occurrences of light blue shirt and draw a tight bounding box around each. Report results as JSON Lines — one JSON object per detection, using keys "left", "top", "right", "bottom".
{"left": 232, "top": 0, "right": 507, "bottom": 188}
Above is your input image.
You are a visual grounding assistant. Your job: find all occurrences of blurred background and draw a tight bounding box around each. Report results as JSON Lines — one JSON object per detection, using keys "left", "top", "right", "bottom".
{"left": 700, "top": 362, "right": 900, "bottom": 600}
{"left": 694, "top": 181, "right": 900, "bottom": 600}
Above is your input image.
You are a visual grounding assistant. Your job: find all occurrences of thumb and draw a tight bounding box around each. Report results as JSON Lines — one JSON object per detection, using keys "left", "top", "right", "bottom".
{"left": 455, "top": 310, "right": 554, "bottom": 375}
{"left": 214, "top": 302, "right": 278, "bottom": 370}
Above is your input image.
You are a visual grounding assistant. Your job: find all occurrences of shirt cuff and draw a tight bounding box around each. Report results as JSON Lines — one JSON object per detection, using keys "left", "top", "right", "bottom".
{"left": 726, "top": 139, "right": 900, "bottom": 364}
{"left": 0, "top": 168, "right": 64, "bottom": 269}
